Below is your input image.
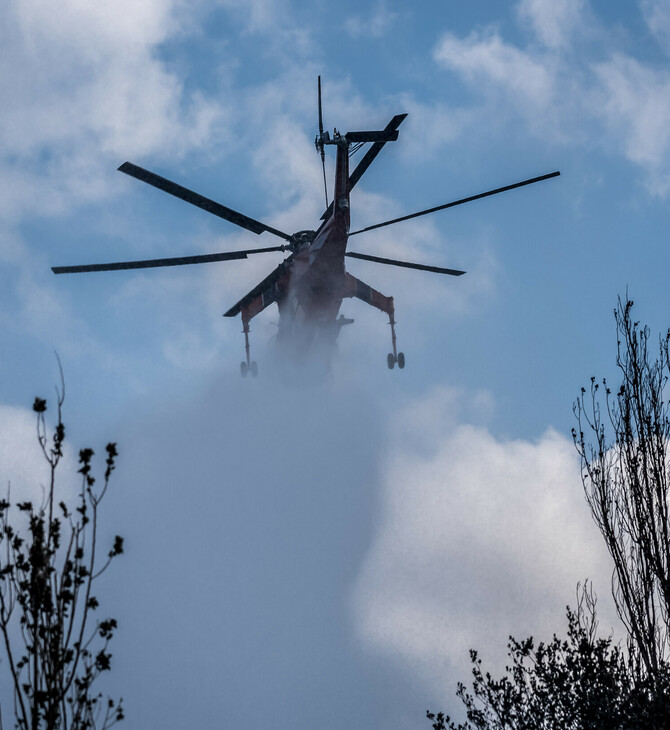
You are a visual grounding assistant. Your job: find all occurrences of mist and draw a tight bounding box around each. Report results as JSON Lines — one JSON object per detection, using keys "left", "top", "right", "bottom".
{"left": 49, "top": 351, "right": 615, "bottom": 730}
{"left": 92, "top": 361, "right": 414, "bottom": 729}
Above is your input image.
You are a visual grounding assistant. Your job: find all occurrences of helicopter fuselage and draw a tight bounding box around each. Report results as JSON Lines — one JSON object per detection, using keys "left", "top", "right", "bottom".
{"left": 276, "top": 141, "right": 351, "bottom": 350}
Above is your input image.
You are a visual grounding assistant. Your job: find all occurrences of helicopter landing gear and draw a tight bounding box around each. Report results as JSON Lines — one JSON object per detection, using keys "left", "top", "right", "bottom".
{"left": 240, "top": 360, "right": 258, "bottom": 378}
{"left": 387, "top": 352, "right": 406, "bottom": 370}
{"left": 386, "top": 308, "right": 405, "bottom": 370}
{"left": 240, "top": 315, "right": 258, "bottom": 378}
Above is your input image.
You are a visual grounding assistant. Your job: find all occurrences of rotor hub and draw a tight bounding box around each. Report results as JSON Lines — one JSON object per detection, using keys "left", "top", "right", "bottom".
{"left": 289, "top": 230, "right": 316, "bottom": 252}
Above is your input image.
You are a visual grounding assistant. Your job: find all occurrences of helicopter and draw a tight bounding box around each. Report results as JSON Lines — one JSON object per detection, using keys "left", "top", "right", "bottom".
{"left": 52, "top": 78, "right": 559, "bottom": 377}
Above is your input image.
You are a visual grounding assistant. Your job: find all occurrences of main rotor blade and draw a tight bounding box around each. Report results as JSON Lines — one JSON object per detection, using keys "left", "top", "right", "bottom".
{"left": 346, "top": 251, "right": 465, "bottom": 276}
{"left": 118, "top": 162, "right": 292, "bottom": 242}
{"left": 320, "top": 113, "right": 408, "bottom": 221}
{"left": 52, "top": 246, "right": 287, "bottom": 274}
{"left": 349, "top": 170, "right": 561, "bottom": 236}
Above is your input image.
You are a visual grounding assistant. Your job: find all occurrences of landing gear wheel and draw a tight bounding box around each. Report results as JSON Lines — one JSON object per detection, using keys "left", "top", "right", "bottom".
{"left": 250, "top": 361, "right": 258, "bottom": 378}
{"left": 387, "top": 353, "right": 396, "bottom": 370}
{"left": 397, "top": 352, "right": 405, "bottom": 369}
{"left": 240, "top": 361, "right": 248, "bottom": 378}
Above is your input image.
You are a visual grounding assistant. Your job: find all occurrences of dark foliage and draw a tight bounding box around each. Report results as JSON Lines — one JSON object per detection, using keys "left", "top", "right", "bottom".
{"left": 0, "top": 382, "right": 124, "bottom": 729}
{"left": 427, "top": 588, "right": 670, "bottom": 729}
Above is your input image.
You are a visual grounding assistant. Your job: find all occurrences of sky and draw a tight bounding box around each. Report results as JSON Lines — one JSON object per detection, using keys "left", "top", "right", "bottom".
{"left": 2, "top": 0, "right": 670, "bottom": 727}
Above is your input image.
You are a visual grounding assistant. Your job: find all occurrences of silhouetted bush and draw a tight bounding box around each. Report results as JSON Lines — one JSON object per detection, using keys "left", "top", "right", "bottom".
{"left": 0, "top": 381, "right": 124, "bottom": 729}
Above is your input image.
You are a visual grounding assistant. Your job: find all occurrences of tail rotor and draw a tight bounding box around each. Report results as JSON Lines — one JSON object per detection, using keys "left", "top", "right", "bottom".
{"left": 316, "top": 76, "right": 329, "bottom": 208}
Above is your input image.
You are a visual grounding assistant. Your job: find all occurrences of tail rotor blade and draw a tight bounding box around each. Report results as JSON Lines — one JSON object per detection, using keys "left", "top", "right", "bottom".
{"left": 320, "top": 113, "right": 408, "bottom": 222}
{"left": 348, "top": 114, "right": 407, "bottom": 191}
{"left": 345, "top": 130, "right": 399, "bottom": 143}
{"left": 317, "top": 75, "right": 328, "bottom": 208}
{"left": 318, "top": 75, "right": 324, "bottom": 138}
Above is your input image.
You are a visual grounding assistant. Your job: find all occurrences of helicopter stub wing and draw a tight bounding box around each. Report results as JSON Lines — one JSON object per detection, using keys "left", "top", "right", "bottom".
{"left": 223, "top": 259, "right": 293, "bottom": 319}
{"left": 319, "top": 113, "right": 408, "bottom": 221}
{"left": 343, "top": 272, "right": 394, "bottom": 316}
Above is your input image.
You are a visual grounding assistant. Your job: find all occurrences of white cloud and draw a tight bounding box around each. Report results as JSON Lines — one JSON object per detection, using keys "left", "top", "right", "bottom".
{"left": 0, "top": 0, "right": 228, "bottom": 220}
{"left": 434, "top": 29, "right": 555, "bottom": 108}
{"left": 517, "top": 0, "right": 585, "bottom": 49}
{"left": 391, "top": 98, "right": 472, "bottom": 163}
{"left": 216, "top": 0, "right": 284, "bottom": 33}
{"left": 640, "top": 0, "right": 670, "bottom": 50}
{"left": 214, "top": 0, "right": 314, "bottom": 59}
{"left": 344, "top": 2, "right": 399, "bottom": 39}
{"left": 0, "top": 0, "right": 240, "bottom": 386}
{"left": 593, "top": 53, "right": 670, "bottom": 193}
{"left": 353, "top": 387, "right": 619, "bottom": 699}
{"left": 433, "top": 1, "right": 670, "bottom": 195}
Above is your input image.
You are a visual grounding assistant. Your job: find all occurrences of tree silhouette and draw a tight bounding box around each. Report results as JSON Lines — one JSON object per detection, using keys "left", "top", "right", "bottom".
{"left": 427, "top": 298, "right": 670, "bottom": 728}
{"left": 0, "top": 381, "right": 124, "bottom": 729}
{"left": 574, "top": 297, "right": 670, "bottom": 675}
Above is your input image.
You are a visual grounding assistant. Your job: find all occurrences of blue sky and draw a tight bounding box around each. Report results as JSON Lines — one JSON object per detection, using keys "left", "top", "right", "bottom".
{"left": 2, "top": 0, "right": 670, "bottom": 727}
